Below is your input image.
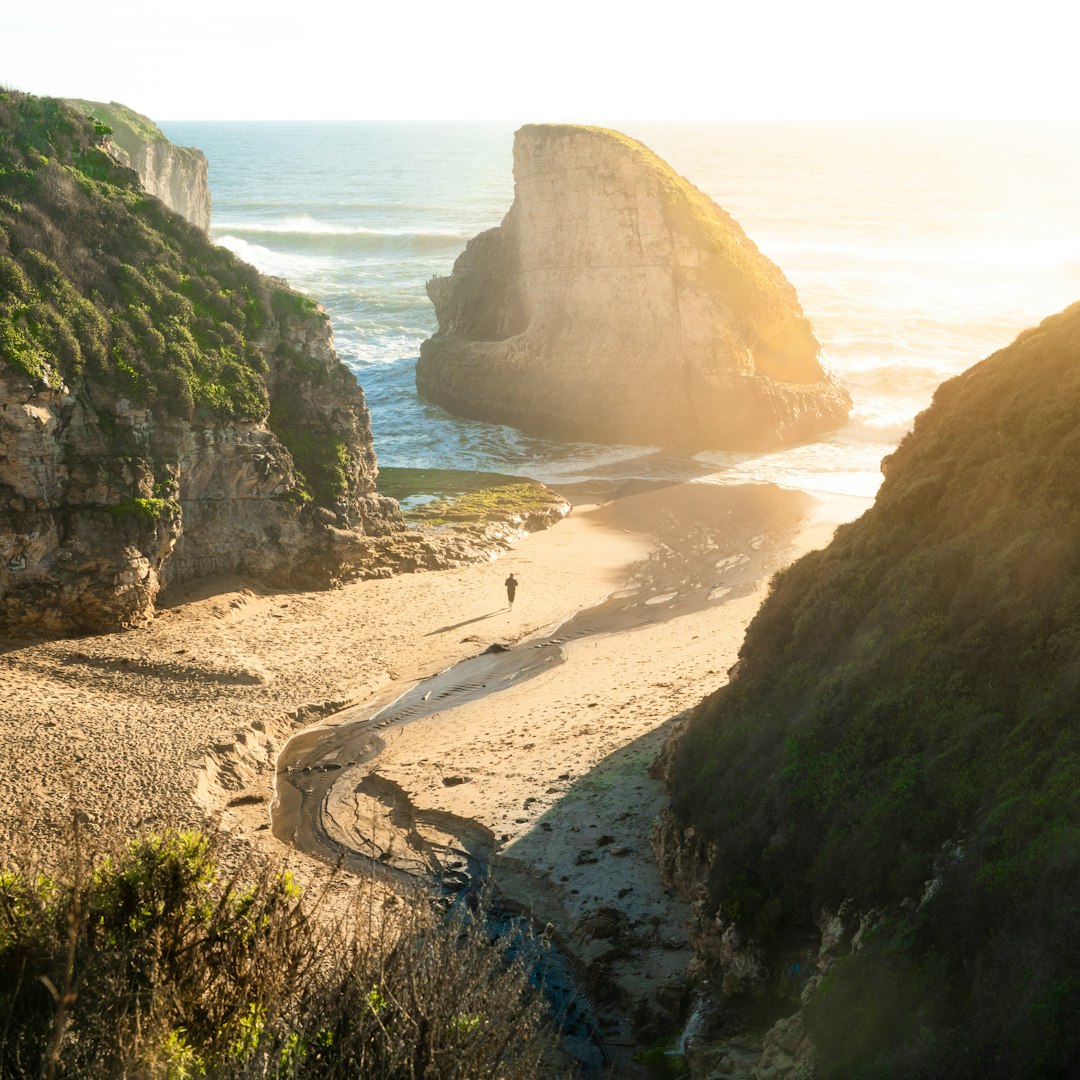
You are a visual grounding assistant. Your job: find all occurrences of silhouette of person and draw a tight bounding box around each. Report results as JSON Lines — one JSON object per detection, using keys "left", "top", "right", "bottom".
{"left": 504, "top": 573, "right": 518, "bottom": 611}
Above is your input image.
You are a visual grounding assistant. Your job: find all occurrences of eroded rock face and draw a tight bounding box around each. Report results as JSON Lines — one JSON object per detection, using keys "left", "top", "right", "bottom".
{"left": 66, "top": 99, "right": 212, "bottom": 231}
{"left": 418, "top": 124, "right": 850, "bottom": 450}
{"left": 0, "top": 303, "right": 401, "bottom": 636}
{"left": 1, "top": 92, "right": 404, "bottom": 635}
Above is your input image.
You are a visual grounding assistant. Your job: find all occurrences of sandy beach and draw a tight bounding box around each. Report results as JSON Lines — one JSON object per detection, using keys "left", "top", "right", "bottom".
{"left": 0, "top": 478, "right": 865, "bottom": 1054}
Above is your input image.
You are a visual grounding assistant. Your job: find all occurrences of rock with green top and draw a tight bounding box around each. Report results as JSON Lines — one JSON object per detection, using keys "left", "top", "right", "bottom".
{"left": 418, "top": 123, "right": 850, "bottom": 450}
{"left": 65, "top": 98, "right": 211, "bottom": 230}
{"left": 0, "top": 92, "right": 400, "bottom": 635}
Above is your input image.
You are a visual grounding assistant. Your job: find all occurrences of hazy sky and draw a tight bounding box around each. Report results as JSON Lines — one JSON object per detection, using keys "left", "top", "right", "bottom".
{"left": 3, "top": 0, "right": 1079, "bottom": 123}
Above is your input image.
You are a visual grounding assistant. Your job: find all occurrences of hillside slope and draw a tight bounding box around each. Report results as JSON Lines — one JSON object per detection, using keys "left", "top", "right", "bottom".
{"left": 0, "top": 92, "right": 399, "bottom": 634}
{"left": 663, "top": 300, "right": 1080, "bottom": 1077}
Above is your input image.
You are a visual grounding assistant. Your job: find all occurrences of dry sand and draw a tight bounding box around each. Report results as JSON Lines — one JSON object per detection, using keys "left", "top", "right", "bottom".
{"left": 0, "top": 479, "right": 866, "bottom": 1051}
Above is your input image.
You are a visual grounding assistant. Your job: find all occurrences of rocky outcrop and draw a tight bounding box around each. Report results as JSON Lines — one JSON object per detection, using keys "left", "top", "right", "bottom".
{"left": 66, "top": 99, "right": 212, "bottom": 231}
{"left": 0, "top": 299, "right": 401, "bottom": 635}
{"left": 418, "top": 124, "right": 850, "bottom": 450}
{"left": 0, "top": 92, "right": 400, "bottom": 635}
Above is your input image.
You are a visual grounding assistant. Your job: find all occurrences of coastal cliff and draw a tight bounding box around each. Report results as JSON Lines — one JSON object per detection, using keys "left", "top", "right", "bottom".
{"left": 417, "top": 124, "right": 850, "bottom": 450}
{"left": 65, "top": 99, "right": 212, "bottom": 231}
{"left": 0, "top": 92, "right": 400, "bottom": 635}
{"left": 657, "top": 301, "right": 1080, "bottom": 1077}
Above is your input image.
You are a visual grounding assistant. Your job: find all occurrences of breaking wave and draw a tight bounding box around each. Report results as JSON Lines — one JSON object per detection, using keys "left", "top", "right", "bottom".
{"left": 211, "top": 217, "right": 470, "bottom": 258}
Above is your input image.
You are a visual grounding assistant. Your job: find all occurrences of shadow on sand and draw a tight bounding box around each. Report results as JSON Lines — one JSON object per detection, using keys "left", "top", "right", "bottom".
{"left": 426, "top": 609, "right": 507, "bottom": 635}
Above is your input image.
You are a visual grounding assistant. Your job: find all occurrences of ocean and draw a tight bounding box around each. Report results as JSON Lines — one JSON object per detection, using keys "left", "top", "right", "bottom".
{"left": 161, "top": 121, "right": 1080, "bottom": 501}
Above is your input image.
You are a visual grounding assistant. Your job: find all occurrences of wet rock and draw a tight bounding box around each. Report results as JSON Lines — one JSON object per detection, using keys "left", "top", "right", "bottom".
{"left": 656, "top": 972, "right": 693, "bottom": 1022}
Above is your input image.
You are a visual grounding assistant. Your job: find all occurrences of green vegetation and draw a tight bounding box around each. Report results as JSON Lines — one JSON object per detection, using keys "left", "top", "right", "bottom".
{"left": 0, "top": 92, "right": 309, "bottom": 422}
{"left": 376, "top": 467, "right": 532, "bottom": 503}
{"left": 107, "top": 497, "right": 178, "bottom": 524}
{"left": 670, "top": 301, "right": 1080, "bottom": 1077}
{"left": 403, "top": 481, "right": 563, "bottom": 528}
{"left": 267, "top": 404, "right": 353, "bottom": 508}
{"left": 0, "top": 91, "right": 351, "bottom": 510}
{"left": 64, "top": 98, "right": 171, "bottom": 147}
{"left": 377, "top": 468, "right": 566, "bottom": 526}
{"left": 0, "top": 824, "right": 558, "bottom": 1078}
{"left": 633, "top": 1040, "right": 688, "bottom": 1079}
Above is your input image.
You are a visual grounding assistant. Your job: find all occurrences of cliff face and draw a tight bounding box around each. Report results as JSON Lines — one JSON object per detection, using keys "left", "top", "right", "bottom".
{"left": 660, "top": 301, "right": 1080, "bottom": 1077}
{"left": 0, "top": 93, "right": 399, "bottom": 635}
{"left": 418, "top": 124, "right": 850, "bottom": 450}
{"left": 65, "top": 99, "right": 212, "bottom": 231}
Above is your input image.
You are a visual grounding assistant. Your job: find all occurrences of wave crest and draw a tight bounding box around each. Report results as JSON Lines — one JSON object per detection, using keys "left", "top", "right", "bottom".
{"left": 211, "top": 216, "right": 470, "bottom": 257}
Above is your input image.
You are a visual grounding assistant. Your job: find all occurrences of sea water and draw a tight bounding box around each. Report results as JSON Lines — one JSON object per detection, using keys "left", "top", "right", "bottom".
{"left": 160, "top": 121, "right": 1080, "bottom": 501}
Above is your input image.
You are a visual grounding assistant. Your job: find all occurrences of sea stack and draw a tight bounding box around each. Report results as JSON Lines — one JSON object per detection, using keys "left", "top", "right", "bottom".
{"left": 417, "top": 124, "right": 850, "bottom": 450}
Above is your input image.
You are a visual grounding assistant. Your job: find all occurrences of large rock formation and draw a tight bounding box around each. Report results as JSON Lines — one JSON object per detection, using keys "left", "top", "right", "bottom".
{"left": 66, "top": 99, "right": 212, "bottom": 231}
{"left": 0, "top": 92, "right": 399, "bottom": 635}
{"left": 658, "top": 300, "right": 1080, "bottom": 1077}
{"left": 418, "top": 124, "right": 850, "bottom": 450}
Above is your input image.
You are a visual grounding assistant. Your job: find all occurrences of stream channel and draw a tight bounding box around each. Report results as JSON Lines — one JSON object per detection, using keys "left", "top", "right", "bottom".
{"left": 270, "top": 503, "right": 778, "bottom": 1072}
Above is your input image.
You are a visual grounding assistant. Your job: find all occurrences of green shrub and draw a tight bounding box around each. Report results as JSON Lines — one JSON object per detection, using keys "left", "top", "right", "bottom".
{"left": 0, "top": 824, "right": 560, "bottom": 1078}
{"left": 670, "top": 300, "right": 1080, "bottom": 1076}
{"left": 107, "top": 497, "right": 177, "bottom": 524}
{"left": 0, "top": 93, "right": 278, "bottom": 422}
{"left": 0, "top": 91, "right": 361, "bottom": 512}
{"left": 633, "top": 1041, "right": 689, "bottom": 1079}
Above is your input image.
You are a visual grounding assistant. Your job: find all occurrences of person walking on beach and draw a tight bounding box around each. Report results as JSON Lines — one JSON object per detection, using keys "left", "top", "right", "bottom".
{"left": 505, "top": 573, "right": 518, "bottom": 611}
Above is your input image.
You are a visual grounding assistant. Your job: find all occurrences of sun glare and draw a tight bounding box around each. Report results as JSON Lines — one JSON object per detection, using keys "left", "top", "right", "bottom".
{"left": 4, "top": 0, "right": 1080, "bottom": 122}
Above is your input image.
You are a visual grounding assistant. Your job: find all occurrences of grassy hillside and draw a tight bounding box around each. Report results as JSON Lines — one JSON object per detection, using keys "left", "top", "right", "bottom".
{"left": 0, "top": 91, "right": 348, "bottom": 507}
{"left": 670, "top": 301, "right": 1080, "bottom": 1077}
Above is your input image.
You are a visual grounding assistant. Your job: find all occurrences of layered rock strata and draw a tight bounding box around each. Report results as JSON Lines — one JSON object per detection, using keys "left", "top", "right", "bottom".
{"left": 0, "top": 92, "right": 400, "bottom": 635}
{"left": 0, "top": 300, "right": 401, "bottom": 635}
{"left": 66, "top": 99, "right": 212, "bottom": 231}
{"left": 418, "top": 124, "right": 850, "bottom": 450}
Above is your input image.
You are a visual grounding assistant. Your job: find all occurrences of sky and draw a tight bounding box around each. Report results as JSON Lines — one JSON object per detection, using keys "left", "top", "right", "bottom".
{"left": 2, "top": 0, "right": 1080, "bottom": 124}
